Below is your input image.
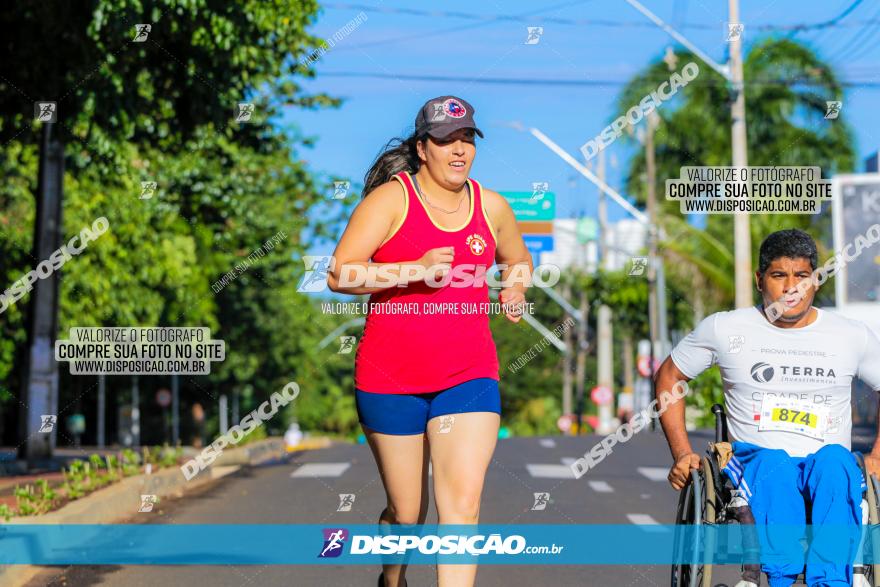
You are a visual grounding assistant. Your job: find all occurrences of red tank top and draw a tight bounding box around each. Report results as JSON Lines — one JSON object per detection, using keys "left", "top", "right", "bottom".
{"left": 354, "top": 171, "right": 500, "bottom": 394}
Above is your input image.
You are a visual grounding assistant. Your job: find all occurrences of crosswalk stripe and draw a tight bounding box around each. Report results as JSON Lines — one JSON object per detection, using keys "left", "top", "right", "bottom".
{"left": 626, "top": 513, "right": 667, "bottom": 532}
{"left": 526, "top": 464, "right": 574, "bottom": 479}
{"left": 539, "top": 438, "right": 556, "bottom": 448}
{"left": 587, "top": 480, "right": 613, "bottom": 493}
{"left": 637, "top": 466, "right": 668, "bottom": 482}
{"left": 291, "top": 463, "right": 351, "bottom": 478}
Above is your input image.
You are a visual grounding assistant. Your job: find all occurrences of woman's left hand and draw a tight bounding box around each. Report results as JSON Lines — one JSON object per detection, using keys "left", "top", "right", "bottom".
{"left": 499, "top": 288, "right": 526, "bottom": 323}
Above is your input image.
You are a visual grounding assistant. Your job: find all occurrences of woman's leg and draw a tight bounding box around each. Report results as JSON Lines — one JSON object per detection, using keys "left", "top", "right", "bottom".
{"left": 428, "top": 411, "right": 500, "bottom": 587}
{"left": 363, "top": 425, "right": 430, "bottom": 587}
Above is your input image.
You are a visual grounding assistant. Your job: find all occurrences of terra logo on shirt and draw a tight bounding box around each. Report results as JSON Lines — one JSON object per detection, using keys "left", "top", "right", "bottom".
{"left": 751, "top": 362, "right": 774, "bottom": 383}
{"left": 466, "top": 233, "right": 488, "bottom": 256}
{"left": 750, "top": 361, "right": 837, "bottom": 385}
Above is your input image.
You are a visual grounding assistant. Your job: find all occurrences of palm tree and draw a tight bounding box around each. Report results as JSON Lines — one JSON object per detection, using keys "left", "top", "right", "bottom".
{"left": 611, "top": 38, "right": 855, "bottom": 314}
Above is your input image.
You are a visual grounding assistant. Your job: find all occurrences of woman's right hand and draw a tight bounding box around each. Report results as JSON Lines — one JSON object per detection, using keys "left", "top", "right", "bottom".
{"left": 417, "top": 247, "right": 455, "bottom": 282}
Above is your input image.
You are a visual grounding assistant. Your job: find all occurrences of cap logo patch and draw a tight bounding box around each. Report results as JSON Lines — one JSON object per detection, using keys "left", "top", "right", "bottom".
{"left": 443, "top": 98, "right": 467, "bottom": 118}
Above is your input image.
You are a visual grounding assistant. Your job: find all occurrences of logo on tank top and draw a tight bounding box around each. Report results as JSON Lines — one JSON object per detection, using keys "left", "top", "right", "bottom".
{"left": 443, "top": 98, "right": 467, "bottom": 118}
{"left": 466, "top": 233, "right": 488, "bottom": 256}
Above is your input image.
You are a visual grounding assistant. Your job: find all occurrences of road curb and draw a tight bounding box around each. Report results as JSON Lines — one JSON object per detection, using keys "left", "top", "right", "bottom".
{"left": 0, "top": 437, "right": 290, "bottom": 587}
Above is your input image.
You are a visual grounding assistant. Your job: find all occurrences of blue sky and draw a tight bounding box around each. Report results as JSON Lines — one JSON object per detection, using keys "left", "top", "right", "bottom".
{"left": 284, "top": 0, "right": 880, "bottom": 254}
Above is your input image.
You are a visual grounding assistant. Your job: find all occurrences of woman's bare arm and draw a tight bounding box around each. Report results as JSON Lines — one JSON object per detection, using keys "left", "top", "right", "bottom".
{"left": 328, "top": 181, "right": 429, "bottom": 295}
{"left": 483, "top": 189, "right": 532, "bottom": 291}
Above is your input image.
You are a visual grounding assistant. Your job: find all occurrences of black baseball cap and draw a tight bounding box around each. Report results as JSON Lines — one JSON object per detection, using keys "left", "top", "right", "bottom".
{"left": 415, "top": 95, "right": 484, "bottom": 140}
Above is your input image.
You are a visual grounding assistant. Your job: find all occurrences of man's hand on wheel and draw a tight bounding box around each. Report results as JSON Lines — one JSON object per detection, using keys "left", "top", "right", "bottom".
{"left": 668, "top": 453, "right": 701, "bottom": 491}
{"left": 864, "top": 452, "right": 880, "bottom": 480}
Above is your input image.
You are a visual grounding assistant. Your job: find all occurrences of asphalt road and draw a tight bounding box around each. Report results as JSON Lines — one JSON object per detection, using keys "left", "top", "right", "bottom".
{"left": 22, "top": 427, "right": 878, "bottom": 587}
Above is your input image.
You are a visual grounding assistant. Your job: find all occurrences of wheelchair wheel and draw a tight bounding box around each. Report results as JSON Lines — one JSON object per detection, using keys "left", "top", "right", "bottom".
{"left": 866, "top": 466, "right": 880, "bottom": 586}
{"left": 671, "top": 456, "right": 716, "bottom": 587}
{"left": 854, "top": 453, "right": 879, "bottom": 586}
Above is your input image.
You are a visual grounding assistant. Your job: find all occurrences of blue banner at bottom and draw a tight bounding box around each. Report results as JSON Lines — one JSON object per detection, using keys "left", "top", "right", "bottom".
{"left": 0, "top": 524, "right": 878, "bottom": 565}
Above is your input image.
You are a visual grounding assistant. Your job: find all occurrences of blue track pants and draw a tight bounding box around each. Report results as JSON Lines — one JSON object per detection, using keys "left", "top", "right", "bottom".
{"left": 723, "top": 442, "right": 865, "bottom": 587}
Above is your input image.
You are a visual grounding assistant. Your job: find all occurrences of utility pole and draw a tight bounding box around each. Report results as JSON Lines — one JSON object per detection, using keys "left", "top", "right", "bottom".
{"left": 729, "top": 0, "right": 752, "bottom": 308}
{"left": 596, "top": 305, "right": 614, "bottom": 434}
{"left": 626, "top": 0, "right": 752, "bottom": 306}
{"left": 131, "top": 375, "right": 140, "bottom": 447}
{"left": 596, "top": 149, "right": 615, "bottom": 433}
{"left": 621, "top": 335, "right": 635, "bottom": 419}
{"left": 562, "top": 281, "right": 574, "bottom": 418}
{"left": 219, "top": 394, "right": 228, "bottom": 435}
{"left": 645, "top": 112, "right": 661, "bottom": 370}
{"left": 21, "top": 122, "right": 63, "bottom": 467}
{"left": 97, "top": 374, "right": 105, "bottom": 448}
{"left": 597, "top": 150, "right": 609, "bottom": 270}
{"left": 575, "top": 290, "right": 588, "bottom": 435}
{"left": 171, "top": 374, "right": 180, "bottom": 445}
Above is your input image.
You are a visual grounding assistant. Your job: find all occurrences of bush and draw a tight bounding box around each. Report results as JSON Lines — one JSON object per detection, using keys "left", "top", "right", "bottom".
{"left": 62, "top": 459, "right": 89, "bottom": 499}
{"left": 507, "top": 396, "right": 561, "bottom": 436}
{"left": 13, "top": 479, "right": 57, "bottom": 516}
{"left": 685, "top": 367, "right": 725, "bottom": 428}
{"left": 120, "top": 448, "right": 140, "bottom": 476}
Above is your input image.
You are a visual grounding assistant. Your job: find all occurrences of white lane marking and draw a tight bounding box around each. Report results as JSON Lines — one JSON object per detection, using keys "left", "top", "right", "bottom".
{"left": 588, "top": 480, "right": 613, "bottom": 493}
{"left": 539, "top": 438, "right": 556, "bottom": 448}
{"left": 560, "top": 457, "right": 576, "bottom": 466}
{"left": 291, "top": 463, "right": 351, "bottom": 478}
{"left": 526, "top": 464, "right": 574, "bottom": 479}
{"left": 626, "top": 513, "right": 667, "bottom": 532}
{"left": 637, "top": 466, "right": 669, "bottom": 482}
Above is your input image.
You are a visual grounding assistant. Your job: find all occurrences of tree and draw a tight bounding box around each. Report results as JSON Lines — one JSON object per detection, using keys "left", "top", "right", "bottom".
{"left": 0, "top": 1, "right": 345, "bottom": 453}
{"left": 613, "top": 38, "right": 855, "bottom": 311}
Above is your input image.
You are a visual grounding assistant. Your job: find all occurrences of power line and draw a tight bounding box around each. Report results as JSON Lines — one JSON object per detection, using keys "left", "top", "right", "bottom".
{"left": 799, "top": 0, "right": 864, "bottom": 31}
{"left": 825, "top": 3, "right": 880, "bottom": 64}
{"left": 318, "top": 70, "right": 880, "bottom": 88}
{"left": 324, "top": 1, "right": 880, "bottom": 32}
{"left": 328, "top": 0, "right": 596, "bottom": 52}
{"left": 802, "top": 0, "right": 864, "bottom": 47}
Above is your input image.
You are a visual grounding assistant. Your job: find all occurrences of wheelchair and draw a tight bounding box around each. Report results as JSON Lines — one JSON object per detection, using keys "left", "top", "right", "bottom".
{"left": 670, "top": 404, "right": 880, "bottom": 587}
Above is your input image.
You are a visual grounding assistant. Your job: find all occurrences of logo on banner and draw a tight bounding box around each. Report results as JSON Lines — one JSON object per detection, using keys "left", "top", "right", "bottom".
{"left": 319, "top": 528, "right": 348, "bottom": 558}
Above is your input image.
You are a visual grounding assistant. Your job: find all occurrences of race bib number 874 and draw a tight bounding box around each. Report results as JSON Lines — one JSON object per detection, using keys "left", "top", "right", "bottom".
{"left": 759, "top": 395, "right": 827, "bottom": 440}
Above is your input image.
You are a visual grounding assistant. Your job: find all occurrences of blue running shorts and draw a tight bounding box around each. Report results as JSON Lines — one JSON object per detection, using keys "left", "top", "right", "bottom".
{"left": 356, "top": 378, "right": 501, "bottom": 435}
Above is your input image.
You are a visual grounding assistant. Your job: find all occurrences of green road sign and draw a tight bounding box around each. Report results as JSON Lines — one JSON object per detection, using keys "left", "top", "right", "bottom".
{"left": 500, "top": 191, "right": 556, "bottom": 222}
{"left": 576, "top": 217, "right": 598, "bottom": 243}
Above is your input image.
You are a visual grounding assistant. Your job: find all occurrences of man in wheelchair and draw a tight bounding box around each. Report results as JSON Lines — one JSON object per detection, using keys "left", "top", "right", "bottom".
{"left": 654, "top": 229, "right": 880, "bottom": 587}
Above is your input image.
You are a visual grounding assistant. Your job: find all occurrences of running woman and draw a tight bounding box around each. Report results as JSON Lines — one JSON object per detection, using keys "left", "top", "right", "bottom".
{"left": 655, "top": 229, "right": 880, "bottom": 587}
{"left": 328, "top": 95, "right": 533, "bottom": 587}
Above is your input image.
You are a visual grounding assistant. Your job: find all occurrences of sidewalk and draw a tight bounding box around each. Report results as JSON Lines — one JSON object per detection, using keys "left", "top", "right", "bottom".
{"left": 0, "top": 445, "right": 195, "bottom": 512}
{"left": 0, "top": 437, "right": 333, "bottom": 511}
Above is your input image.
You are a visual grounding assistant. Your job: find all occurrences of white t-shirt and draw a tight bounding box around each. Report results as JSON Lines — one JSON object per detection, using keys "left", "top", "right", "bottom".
{"left": 670, "top": 305, "right": 880, "bottom": 457}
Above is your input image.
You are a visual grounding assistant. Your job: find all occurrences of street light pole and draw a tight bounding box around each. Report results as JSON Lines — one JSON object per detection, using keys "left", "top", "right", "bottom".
{"left": 729, "top": 0, "right": 752, "bottom": 308}
{"left": 625, "top": 0, "right": 752, "bottom": 307}
{"left": 645, "top": 113, "right": 660, "bottom": 372}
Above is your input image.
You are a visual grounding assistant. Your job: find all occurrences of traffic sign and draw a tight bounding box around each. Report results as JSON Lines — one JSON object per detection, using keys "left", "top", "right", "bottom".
{"left": 524, "top": 235, "right": 554, "bottom": 255}
{"left": 832, "top": 174, "right": 880, "bottom": 306}
{"left": 576, "top": 217, "right": 598, "bottom": 243}
{"left": 501, "top": 192, "right": 556, "bottom": 222}
{"left": 156, "top": 388, "right": 172, "bottom": 408}
{"left": 591, "top": 385, "right": 613, "bottom": 405}
{"left": 637, "top": 356, "right": 661, "bottom": 378}
{"left": 517, "top": 221, "right": 553, "bottom": 235}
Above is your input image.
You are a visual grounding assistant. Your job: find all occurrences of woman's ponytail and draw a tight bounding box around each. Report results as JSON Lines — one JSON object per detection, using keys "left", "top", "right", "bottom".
{"left": 362, "top": 132, "right": 424, "bottom": 197}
